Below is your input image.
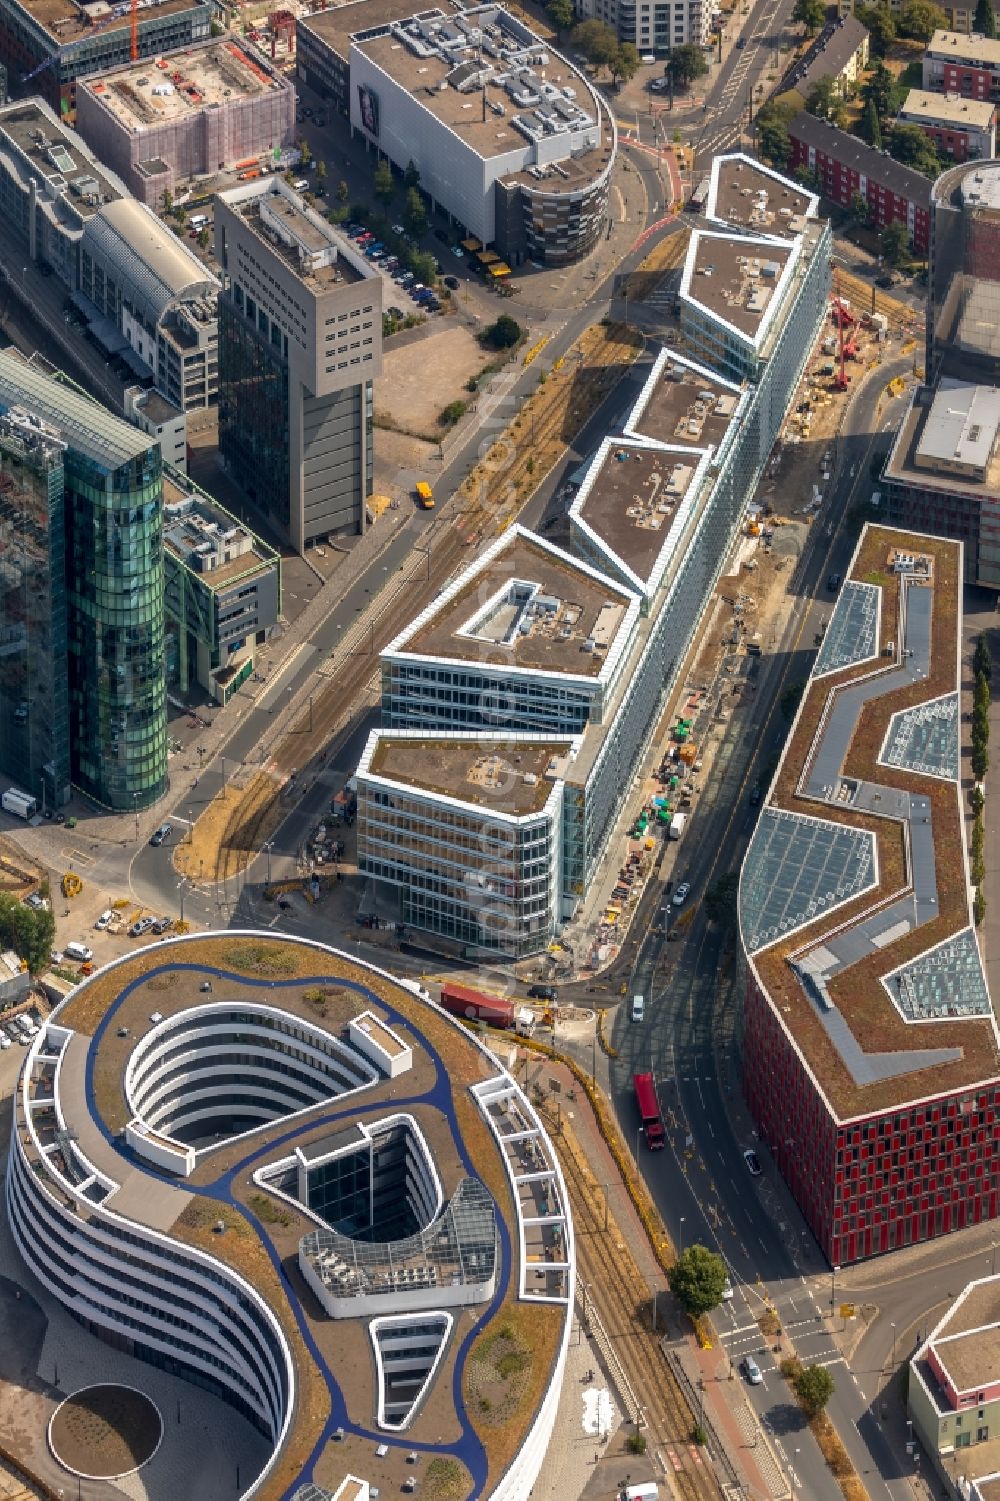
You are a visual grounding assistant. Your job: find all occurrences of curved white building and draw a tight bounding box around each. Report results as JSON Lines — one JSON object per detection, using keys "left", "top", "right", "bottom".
{"left": 7, "top": 933, "right": 573, "bottom": 1501}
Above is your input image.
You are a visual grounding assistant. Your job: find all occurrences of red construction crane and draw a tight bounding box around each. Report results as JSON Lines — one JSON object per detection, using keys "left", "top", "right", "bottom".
{"left": 130, "top": 0, "right": 139, "bottom": 62}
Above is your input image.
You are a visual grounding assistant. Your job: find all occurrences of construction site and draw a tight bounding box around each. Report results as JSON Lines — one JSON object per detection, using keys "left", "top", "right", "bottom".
{"left": 75, "top": 34, "right": 295, "bottom": 205}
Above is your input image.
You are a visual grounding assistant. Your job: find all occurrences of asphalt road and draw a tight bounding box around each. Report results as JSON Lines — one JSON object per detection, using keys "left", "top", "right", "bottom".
{"left": 585, "top": 357, "right": 920, "bottom": 1501}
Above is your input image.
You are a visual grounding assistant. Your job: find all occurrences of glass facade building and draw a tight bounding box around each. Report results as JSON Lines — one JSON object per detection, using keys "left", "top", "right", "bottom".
{"left": 0, "top": 353, "right": 167, "bottom": 811}
{"left": 218, "top": 298, "right": 291, "bottom": 536}
{"left": 0, "top": 410, "right": 70, "bottom": 808}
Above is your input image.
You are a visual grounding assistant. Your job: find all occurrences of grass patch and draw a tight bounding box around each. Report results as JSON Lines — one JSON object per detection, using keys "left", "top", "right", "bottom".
{"left": 424, "top": 1457, "right": 472, "bottom": 1500}
{"left": 466, "top": 1322, "right": 534, "bottom": 1428}
{"left": 248, "top": 1192, "right": 292, "bottom": 1227}
{"left": 221, "top": 940, "right": 299, "bottom": 975}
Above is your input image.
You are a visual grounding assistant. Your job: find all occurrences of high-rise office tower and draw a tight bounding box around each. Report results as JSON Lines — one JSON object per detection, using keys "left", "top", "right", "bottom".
{"left": 0, "top": 352, "right": 167, "bottom": 811}
{"left": 0, "top": 406, "right": 70, "bottom": 811}
{"left": 214, "top": 176, "right": 382, "bottom": 554}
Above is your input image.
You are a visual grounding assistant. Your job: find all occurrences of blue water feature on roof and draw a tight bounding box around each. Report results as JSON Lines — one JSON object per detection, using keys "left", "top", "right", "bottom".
{"left": 880, "top": 692, "right": 959, "bottom": 781}
{"left": 813, "top": 580, "right": 880, "bottom": 677}
{"left": 740, "top": 806, "right": 877, "bottom": 953}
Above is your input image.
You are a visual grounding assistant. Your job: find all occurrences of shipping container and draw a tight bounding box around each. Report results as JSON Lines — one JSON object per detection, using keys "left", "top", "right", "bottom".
{"left": 439, "top": 982, "right": 535, "bottom": 1034}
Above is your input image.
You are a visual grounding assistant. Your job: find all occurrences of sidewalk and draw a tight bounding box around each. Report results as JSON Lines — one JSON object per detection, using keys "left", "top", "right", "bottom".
{"left": 535, "top": 1054, "right": 785, "bottom": 1501}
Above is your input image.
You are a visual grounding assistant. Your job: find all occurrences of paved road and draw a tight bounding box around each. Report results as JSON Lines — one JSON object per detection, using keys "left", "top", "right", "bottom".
{"left": 575, "top": 359, "right": 920, "bottom": 1501}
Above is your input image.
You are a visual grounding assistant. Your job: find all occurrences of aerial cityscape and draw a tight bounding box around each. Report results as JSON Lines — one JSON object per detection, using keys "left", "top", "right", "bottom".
{"left": 0, "top": 0, "right": 994, "bottom": 1496}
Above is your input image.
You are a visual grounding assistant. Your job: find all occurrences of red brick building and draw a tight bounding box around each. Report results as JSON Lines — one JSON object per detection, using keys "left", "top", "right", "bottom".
{"left": 739, "top": 526, "right": 1000, "bottom": 1266}
{"left": 898, "top": 91, "right": 996, "bottom": 164}
{"left": 787, "top": 113, "right": 931, "bottom": 252}
{"left": 923, "top": 29, "right": 1000, "bottom": 102}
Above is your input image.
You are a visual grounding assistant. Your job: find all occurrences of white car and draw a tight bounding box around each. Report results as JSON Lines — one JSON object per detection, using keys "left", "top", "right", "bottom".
{"left": 672, "top": 882, "right": 691, "bottom": 906}
{"left": 742, "top": 1356, "right": 764, "bottom": 1385}
{"left": 722, "top": 1276, "right": 734, "bottom": 1301}
{"left": 95, "top": 909, "right": 112, "bottom": 931}
{"left": 0, "top": 1031, "right": 10, "bottom": 1050}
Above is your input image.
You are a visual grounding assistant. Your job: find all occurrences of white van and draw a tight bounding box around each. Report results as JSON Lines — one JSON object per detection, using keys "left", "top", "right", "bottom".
{"left": 631, "top": 993, "right": 645, "bottom": 1023}
{"left": 65, "top": 941, "right": 93, "bottom": 963}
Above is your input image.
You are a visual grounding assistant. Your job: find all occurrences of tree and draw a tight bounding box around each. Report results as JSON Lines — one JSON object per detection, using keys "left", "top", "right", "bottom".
{"left": 793, "top": 0, "right": 826, "bottom": 32}
{"left": 409, "top": 248, "right": 437, "bottom": 284}
{"left": 316, "top": 160, "right": 327, "bottom": 187}
{"left": 299, "top": 138, "right": 312, "bottom": 168}
{"left": 373, "top": 157, "right": 395, "bottom": 206}
{"left": 547, "top": 0, "right": 575, "bottom": 32}
{"left": 975, "top": 886, "right": 987, "bottom": 926}
{"left": 704, "top": 872, "right": 739, "bottom": 929}
{"left": 855, "top": 4, "right": 896, "bottom": 54}
{"left": 756, "top": 96, "right": 799, "bottom": 165}
{"left": 403, "top": 185, "right": 428, "bottom": 236}
{"left": 0, "top": 892, "right": 54, "bottom": 974}
{"left": 880, "top": 219, "right": 911, "bottom": 266}
{"left": 898, "top": 0, "right": 947, "bottom": 37}
{"left": 162, "top": 188, "right": 174, "bottom": 214}
{"left": 403, "top": 158, "right": 421, "bottom": 190}
{"left": 571, "top": 18, "right": 620, "bottom": 70}
{"left": 668, "top": 1245, "right": 729, "bottom": 1317}
{"left": 890, "top": 122, "right": 943, "bottom": 176}
{"left": 795, "top": 1363, "right": 836, "bottom": 1417}
{"left": 862, "top": 60, "right": 899, "bottom": 120}
{"left": 865, "top": 98, "right": 882, "bottom": 148}
{"left": 975, "top": 632, "right": 992, "bottom": 682}
{"left": 610, "top": 41, "right": 640, "bottom": 85}
{"left": 667, "top": 42, "right": 710, "bottom": 88}
{"left": 337, "top": 178, "right": 350, "bottom": 203}
{"left": 976, "top": 0, "right": 997, "bottom": 33}
{"left": 806, "top": 76, "right": 848, "bottom": 124}
{"left": 197, "top": 226, "right": 210, "bottom": 250}
{"left": 481, "top": 313, "right": 523, "bottom": 349}
{"left": 851, "top": 187, "right": 872, "bottom": 223}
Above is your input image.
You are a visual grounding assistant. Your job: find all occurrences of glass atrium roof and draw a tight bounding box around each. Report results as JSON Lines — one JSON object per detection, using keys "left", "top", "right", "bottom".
{"left": 814, "top": 580, "right": 880, "bottom": 677}
{"left": 741, "top": 807, "right": 877, "bottom": 953}
{"left": 300, "top": 1175, "right": 497, "bottom": 1299}
{"left": 884, "top": 927, "right": 992, "bottom": 1022}
{"left": 880, "top": 692, "right": 959, "bottom": 781}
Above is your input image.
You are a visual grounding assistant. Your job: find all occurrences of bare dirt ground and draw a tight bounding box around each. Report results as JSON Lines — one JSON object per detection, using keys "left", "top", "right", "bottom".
{"left": 374, "top": 324, "right": 498, "bottom": 440}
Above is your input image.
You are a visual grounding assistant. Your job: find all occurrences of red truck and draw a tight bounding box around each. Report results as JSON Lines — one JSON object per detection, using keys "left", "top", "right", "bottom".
{"left": 634, "top": 1071, "right": 665, "bottom": 1150}
{"left": 439, "top": 982, "right": 536, "bottom": 1036}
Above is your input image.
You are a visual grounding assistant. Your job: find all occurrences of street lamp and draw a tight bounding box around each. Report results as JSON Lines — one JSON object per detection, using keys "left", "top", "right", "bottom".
{"left": 264, "top": 840, "right": 273, "bottom": 886}
{"left": 890, "top": 1321, "right": 897, "bottom": 1371}
{"left": 679, "top": 1216, "right": 686, "bottom": 1256}
{"left": 830, "top": 1262, "right": 841, "bottom": 1307}
{"left": 176, "top": 878, "right": 188, "bottom": 925}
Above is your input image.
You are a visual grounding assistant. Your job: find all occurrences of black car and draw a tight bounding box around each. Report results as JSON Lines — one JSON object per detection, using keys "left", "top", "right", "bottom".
{"left": 528, "top": 984, "right": 557, "bottom": 1001}
{"left": 444, "top": 275, "right": 460, "bottom": 290}
{"left": 735, "top": 35, "right": 746, "bottom": 46}
{"left": 827, "top": 571, "right": 842, "bottom": 592}
{"left": 433, "top": 227, "right": 450, "bottom": 244}
{"left": 875, "top": 273, "right": 895, "bottom": 289}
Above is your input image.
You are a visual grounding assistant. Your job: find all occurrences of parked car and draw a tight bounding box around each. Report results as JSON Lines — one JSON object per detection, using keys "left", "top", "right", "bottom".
{"left": 149, "top": 822, "right": 172, "bottom": 846}
{"left": 152, "top": 916, "right": 173, "bottom": 935}
{"left": 0, "top": 1031, "right": 9, "bottom": 1050}
{"left": 743, "top": 1148, "right": 762, "bottom": 1176}
{"left": 742, "top": 1356, "right": 763, "bottom": 1385}
{"left": 425, "top": 297, "right": 442, "bottom": 312}
{"left": 24, "top": 891, "right": 44, "bottom": 910}
{"left": 443, "top": 274, "right": 460, "bottom": 290}
{"left": 391, "top": 223, "right": 406, "bottom": 235}
{"left": 129, "top": 916, "right": 156, "bottom": 937}
{"left": 672, "top": 882, "right": 691, "bottom": 906}
{"left": 434, "top": 227, "right": 450, "bottom": 243}
{"left": 95, "top": 909, "right": 113, "bottom": 931}
{"left": 528, "top": 984, "right": 557, "bottom": 1001}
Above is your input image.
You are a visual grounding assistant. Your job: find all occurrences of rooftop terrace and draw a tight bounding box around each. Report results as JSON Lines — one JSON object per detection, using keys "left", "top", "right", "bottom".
{"left": 623, "top": 347, "right": 743, "bottom": 450}
{"left": 0, "top": 99, "right": 123, "bottom": 216}
{"left": 220, "top": 178, "right": 371, "bottom": 290}
{"left": 366, "top": 734, "right": 577, "bottom": 813}
{"left": 26, "top": 0, "right": 206, "bottom": 48}
{"left": 885, "top": 380, "right": 1000, "bottom": 497}
{"left": 82, "top": 37, "right": 290, "bottom": 128}
{"left": 707, "top": 153, "right": 817, "bottom": 236}
{"left": 682, "top": 231, "right": 795, "bottom": 341}
{"left": 740, "top": 525, "right": 999, "bottom": 1119}
{"left": 163, "top": 470, "right": 277, "bottom": 585}
{"left": 386, "top": 527, "right": 639, "bottom": 681}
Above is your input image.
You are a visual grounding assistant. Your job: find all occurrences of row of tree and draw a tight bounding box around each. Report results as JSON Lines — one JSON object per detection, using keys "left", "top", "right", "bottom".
{"left": 0, "top": 890, "right": 54, "bottom": 976}
{"left": 546, "top": 14, "right": 709, "bottom": 90}
{"left": 794, "top": 0, "right": 979, "bottom": 41}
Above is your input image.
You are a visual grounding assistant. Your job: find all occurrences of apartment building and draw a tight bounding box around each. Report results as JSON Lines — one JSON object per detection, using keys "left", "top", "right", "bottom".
{"left": 787, "top": 111, "right": 931, "bottom": 251}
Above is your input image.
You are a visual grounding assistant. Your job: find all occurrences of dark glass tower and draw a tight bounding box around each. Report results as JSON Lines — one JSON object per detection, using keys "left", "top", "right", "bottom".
{"left": 0, "top": 353, "right": 167, "bottom": 811}
{"left": 0, "top": 408, "right": 70, "bottom": 809}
